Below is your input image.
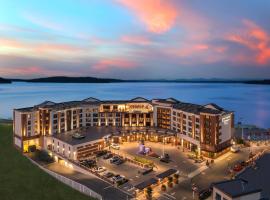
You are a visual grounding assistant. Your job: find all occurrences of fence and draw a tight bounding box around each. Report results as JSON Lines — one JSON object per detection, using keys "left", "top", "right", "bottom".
{"left": 27, "top": 158, "right": 103, "bottom": 200}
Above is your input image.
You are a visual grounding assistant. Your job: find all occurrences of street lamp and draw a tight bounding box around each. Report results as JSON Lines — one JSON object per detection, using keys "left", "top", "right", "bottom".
{"left": 239, "top": 117, "right": 244, "bottom": 139}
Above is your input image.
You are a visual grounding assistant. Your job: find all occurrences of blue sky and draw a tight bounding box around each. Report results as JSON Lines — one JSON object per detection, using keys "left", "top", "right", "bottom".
{"left": 0, "top": 0, "right": 270, "bottom": 79}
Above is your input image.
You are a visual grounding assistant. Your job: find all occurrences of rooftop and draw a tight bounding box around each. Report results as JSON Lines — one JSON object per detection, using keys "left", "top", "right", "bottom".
{"left": 15, "top": 97, "right": 231, "bottom": 115}
{"left": 214, "top": 179, "right": 261, "bottom": 198}
{"left": 52, "top": 126, "right": 177, "bottom": 146}
{"left": 214, "top": 153, "right": 270, "bottom": 199}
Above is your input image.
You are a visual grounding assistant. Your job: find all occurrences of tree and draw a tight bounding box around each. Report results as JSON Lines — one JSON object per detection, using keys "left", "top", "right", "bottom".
{"left": 144, "top": 186, "right": 153, "bottom": 200}
{"left": 167, "top": 176, "right": 173, "bottom": 188}
{"left": 161, "top": 184, "right": 166, "bottom": 191}
{"left": 173, "top": 174, "right": 179, "bottom": 184}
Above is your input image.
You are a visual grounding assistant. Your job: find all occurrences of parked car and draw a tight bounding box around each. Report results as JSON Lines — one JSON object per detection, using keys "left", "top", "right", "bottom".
{"left": 110, "top": 143, "right": 120, "bottom": 150}
{"left": 160, "top": 154, "right": 170, "bottom": 163}
{"left": 117, "top": 178, "right": 128, "bottom": 185}
{"left": 80, "top": 159, "right": 96, "bottom": 168}
{"left": 230, "top": 146, "right": 240, "bottom": 153}
{"left": 114, "top": 158, "right": 124, "bottom": 165}
{"left": 103, "top": 171, "right": 114, "bottom": 178}
{"left": 95, "top": 150, "right": 108, "bottom": 157}
{"left": 240, "top": 161, "right": 247, "bottom": 167}
{"left": 233, "top": 164, "right": 243, "bottom": 172}
{"left": 111, "top": 175, "right": 125, "bottom": 183}
{"left": 95, "top": 167, "right": 106, "bottom": 173}
{"left": 110, "top": 156, "right": 120, "bottom": 163}
{"left": 103, "top": 153, "right": 113, "bottom": 160}
{"left": 141, "top": 167, "right": 153, "bottom": 175}
{"left": 198, "top": 188, "right": 212, "bottom": 200}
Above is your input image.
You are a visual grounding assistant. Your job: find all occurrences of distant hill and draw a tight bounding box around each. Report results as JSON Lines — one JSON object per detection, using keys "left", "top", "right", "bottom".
{"left": 0, "top": 77, "right": 11, "bottom": 84}
{"left": 20, "top": 76, "right": 125, "bottom": 83}
{"left": 244, "top": 80, "right": 270, "bottom": 85}
{"left": 3, "top": 76, "right": 270, "bottom": 84}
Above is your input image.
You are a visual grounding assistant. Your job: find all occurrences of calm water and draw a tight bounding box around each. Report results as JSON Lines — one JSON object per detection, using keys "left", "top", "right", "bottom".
{"left": 0, "top": 82, "right": 269, "bottom": 128}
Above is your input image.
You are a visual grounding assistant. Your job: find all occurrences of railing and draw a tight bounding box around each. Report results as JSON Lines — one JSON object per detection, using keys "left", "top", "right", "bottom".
{"left": 27, "top": 157, "right": 102, "bottom": 200}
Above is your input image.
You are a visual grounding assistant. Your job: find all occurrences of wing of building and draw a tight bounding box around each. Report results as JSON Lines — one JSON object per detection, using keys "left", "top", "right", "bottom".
{"left": 13, "top": 97, "right": 234, "bottom": 160}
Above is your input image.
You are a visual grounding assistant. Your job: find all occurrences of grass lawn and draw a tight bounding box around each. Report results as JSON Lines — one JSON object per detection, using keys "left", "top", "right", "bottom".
{"left": 0, "top": 123, "right": 94, "bottom": 200}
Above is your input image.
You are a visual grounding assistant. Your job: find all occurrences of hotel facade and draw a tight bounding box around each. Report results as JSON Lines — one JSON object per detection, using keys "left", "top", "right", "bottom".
{"left": 13, "top": 97, "right": 234, "bottom": 160}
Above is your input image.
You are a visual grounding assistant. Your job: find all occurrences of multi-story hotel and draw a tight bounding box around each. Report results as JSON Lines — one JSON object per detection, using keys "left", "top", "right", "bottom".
{"left": 13, "top": 97, "right": 234, "bottom": 160}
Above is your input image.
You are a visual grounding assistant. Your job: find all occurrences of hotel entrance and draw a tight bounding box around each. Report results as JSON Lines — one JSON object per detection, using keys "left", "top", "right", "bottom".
{"left": 112, "top": 131, "right": 177, "bottom": 146}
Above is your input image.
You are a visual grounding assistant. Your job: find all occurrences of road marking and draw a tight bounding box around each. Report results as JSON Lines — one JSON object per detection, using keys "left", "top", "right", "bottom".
{"left": 163, "top": 193, "right": 176, "bottom": 199}
{"left": 103, "top": 185, "right": 113, "bottom": 190}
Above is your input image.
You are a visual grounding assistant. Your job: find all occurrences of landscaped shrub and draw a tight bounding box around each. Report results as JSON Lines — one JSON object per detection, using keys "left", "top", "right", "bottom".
{"left": 144, "top": 186, "right": 153, "bottom": 200}
{"left": 167, "top": 176, "right": 173, "bottom": 188}
{"left": 173, "top": 174, "right": 179, "bottom": 184}
{"left": 34, "top": 150, "right": 54, "bottom": 163}
{"left": 134, "top": 156, "right": 153, "bottom": 166}
{"left": 161, "top": 184, "right": 166, "bottom": 191}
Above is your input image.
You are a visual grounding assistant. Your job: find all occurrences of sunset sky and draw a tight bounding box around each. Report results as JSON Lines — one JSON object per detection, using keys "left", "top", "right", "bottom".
{"left": 0, "top": 0, "right": 270, "bottom": 79}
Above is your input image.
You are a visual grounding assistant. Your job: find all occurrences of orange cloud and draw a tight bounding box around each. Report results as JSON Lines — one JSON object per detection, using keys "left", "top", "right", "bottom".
{"left": 92, "top": 58, "right": 136, "bottom": 72}
{"left": 118, "top": 0, "right": 178, "bottom": 33}
{"left": 194, "top": 44, "right": 209, "bottom": 50}
{"left": 227, "top": 19, "right": 270, "bottom": 65}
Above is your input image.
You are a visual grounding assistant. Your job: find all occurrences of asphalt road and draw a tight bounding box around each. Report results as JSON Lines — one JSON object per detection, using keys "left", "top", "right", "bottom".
{"left": 167, "top": 145, "right": 269, "bottom": 200}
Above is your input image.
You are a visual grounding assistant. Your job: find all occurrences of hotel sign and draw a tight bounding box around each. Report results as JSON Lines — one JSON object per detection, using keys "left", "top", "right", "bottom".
{"left": 127, "top": 103, "right": 153, "bottom": 112}
{"left": 222, "top": 115, "right": 231, "bottom": 125}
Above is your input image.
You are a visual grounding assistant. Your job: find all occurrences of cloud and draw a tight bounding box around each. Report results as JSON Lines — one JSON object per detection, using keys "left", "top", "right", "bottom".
{"left": 121, "top": 35, "right": 151, "bottom": 45}
{"left": 117, "top": 0, "right": 178, "bottom": 33}
{"left": 92, "top": 58, "right": 136, "bottom": 73}
{"left": 226, "top": 19, "right": 270, "bottom": 65}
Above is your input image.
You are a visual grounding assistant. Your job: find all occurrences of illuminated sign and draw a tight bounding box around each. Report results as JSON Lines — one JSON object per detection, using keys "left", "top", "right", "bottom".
{"left": 127, "top": 103, "right": 153, "bottom": 112}
{"left": 222, "top": 115, "right": 231, "bottom": 125}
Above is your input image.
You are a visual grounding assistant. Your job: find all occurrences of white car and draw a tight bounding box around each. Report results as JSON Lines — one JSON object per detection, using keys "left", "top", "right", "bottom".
{"left": 95, "top": 167, "right": 106, "bottom": 173}
{"left": 111, "top": 174, "right": 124, "bottom": 183}
{"left": 230, "top": 146, "right": 240, "bottom": 153}
{"left": 110, "top": 143, "right": 120, "bottom": 150}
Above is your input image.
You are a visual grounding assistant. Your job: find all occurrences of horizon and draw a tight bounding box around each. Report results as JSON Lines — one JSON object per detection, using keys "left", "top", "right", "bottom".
{"left": 1, "top": 0, "right": 270, "bottom": 79}
{"left": 1, "top": 75, "right": 269, "bottom": 81}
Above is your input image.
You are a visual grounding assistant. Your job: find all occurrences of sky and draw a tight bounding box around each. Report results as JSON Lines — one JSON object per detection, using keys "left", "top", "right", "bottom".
{"left": 0, "top": 0, "right": 270, "bottom": 79}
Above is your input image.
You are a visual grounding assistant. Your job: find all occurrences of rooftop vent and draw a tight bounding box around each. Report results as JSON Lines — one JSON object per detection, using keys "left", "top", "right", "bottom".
{"left": 72, "top": 133, "right": 85, "bottom": 139}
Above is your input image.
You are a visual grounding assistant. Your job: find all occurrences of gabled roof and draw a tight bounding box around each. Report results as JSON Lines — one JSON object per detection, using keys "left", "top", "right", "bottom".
{"left": 36, "top": 101, "right": 55, "bottom": 107}
{"left": 83, "top": 97, "right": 101, "bottom": 102}
{"left": 204, "top": 103, "right": 224, "bottom": 111}
{"left": 130, "top": 97, "right": 149, "bottom": 102}
{"left": 165, "top": 98, "right": 179, "bottom": 103}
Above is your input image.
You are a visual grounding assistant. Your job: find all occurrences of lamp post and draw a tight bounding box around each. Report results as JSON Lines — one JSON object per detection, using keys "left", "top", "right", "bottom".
{"left": 239, "top": 117, "right": 244, "bottom": 140}
{"left": 163, "top": 137, "right": 165, "bottom": 157}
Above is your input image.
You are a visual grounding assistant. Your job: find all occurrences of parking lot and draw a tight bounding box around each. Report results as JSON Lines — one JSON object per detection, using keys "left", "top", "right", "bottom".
{"left": 88, "top": 141, "right": 204, "bottom": 194}
{"left": 115, "top": 141, "right": 202, "bottom": 175}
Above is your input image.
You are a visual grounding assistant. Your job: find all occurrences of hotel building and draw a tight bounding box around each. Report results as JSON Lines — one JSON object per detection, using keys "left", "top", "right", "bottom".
{"left": 13, "top": 97, "right": 234, "bottom": 160}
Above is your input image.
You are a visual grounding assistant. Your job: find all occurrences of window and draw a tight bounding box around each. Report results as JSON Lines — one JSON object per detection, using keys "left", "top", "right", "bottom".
{"left": 215, "top": 193, "right": 221, "bottom": 200}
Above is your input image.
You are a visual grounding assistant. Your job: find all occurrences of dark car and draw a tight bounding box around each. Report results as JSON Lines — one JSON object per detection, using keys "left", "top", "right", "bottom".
{"left": 164, "top": 153, "right": 170, "bottom": 159}
{"left": 110, "top": 156, "right": 120, "bottom": 163}
{"left": 80, "top": 159, "right": 96, "bottom": 168}
{"left": 103, "top": 153, "right": 113, "bottom": 160}
{"left": 114, "top": 159, "right": 124, "bottom": 165}
{"left": 103, "top": 172, "right": 114, "bottom": 178}
{"left": 160, "top": 154, "right": 170, "bottom": 163}
{"left": 198, "top": 188, "right": 212, "bottom": 200}
{"left": 95, "top": 150, "right": 108, "bottom": 157}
